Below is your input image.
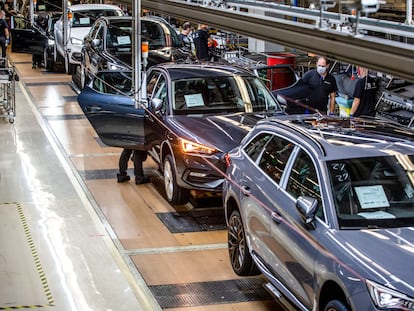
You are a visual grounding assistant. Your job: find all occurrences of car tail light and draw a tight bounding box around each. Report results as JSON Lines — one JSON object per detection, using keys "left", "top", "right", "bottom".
{"left": 224, "top": 153, "right": 232, "bottom": 167}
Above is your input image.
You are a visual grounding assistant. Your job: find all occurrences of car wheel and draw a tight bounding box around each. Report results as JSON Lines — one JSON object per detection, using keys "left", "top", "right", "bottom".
{"left": 163, "top": 154, "right": 190, "bottom": 205}
{"left": 54, "top": 46, "right": 65, "bottom": 72}
{"left": 324, "top": 300, "right": 349, "bottom": 311}
{"left": 43, "top": 48, "right": 53, "bottom": 71}
{"left": 65, "top": 56, "right": 75, "bottom": 75}
{"left": 228, "top": 210, "right": 260, "bottom": 276}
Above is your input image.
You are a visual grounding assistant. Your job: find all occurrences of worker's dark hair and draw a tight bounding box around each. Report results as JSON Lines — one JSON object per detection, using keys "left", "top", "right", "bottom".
{"left": 182, "top": 22, "right": 191, "bottom": 31}
{"left": 317, "top": 55, "right": 329, "bottom": 65}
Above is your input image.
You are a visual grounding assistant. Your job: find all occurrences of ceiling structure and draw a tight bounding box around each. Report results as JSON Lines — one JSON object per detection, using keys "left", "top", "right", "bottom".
{"left": 118, "top": 0, "right": 414, "bottom": 81}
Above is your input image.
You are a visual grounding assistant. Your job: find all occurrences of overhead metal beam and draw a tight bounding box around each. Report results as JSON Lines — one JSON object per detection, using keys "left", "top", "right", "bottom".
{"left": 142, "top": 0, "right": 414, "bottom": 81}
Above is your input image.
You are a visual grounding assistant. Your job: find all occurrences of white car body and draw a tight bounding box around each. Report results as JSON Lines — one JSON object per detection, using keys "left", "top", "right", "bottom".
{"left": 54, "top": 3, "right": 124, "bottom": 73}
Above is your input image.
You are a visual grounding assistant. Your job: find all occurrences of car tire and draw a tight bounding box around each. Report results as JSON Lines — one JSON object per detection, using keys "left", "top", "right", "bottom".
{"left": 43, "top": 48, "right": 54, "bottom": 71}
{"left": 228, "top": 210, "right": 260, "bottom": 276}
{"left": 65, "top": 56, "right": 75, "bottom": 75}
{"left": 324, "top": 300, "right": 349, "bottom": 311}
{"left": 163, "top": 154, "right": 190, "bottom": 205}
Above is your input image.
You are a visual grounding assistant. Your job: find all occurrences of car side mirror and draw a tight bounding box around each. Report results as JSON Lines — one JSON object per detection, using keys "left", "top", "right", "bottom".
{"left": 296, "top": 196, "right": 318, "bottom": 227}
{"left": 92, "top": 38, "right": 101, "bottom": 47}
{"left": 151, "top": 98, "right": 163, "bottom": 112}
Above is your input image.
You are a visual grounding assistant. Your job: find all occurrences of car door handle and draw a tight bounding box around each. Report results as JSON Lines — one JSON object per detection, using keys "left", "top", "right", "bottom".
{"left": 271, "top": 212, "right": 282, "bottom": 224}
{"left": 86, "top": 105, "right": 102, "bottom": 113}
{"left": 241, "top": 185, "right": 251, "bottom": 196}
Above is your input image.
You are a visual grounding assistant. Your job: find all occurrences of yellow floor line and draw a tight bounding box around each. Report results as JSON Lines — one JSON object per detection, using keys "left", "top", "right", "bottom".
{"left": 0, "top": 202, "right": 54, "bottom": 310}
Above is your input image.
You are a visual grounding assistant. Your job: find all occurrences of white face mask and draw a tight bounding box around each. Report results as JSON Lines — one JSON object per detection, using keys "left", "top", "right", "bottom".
{"left": 317, "top": 65, "right": 327, "bottom": 75}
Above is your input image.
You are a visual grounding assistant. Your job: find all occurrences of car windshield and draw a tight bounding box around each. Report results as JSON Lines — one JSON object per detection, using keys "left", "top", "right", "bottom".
{"left": 72, "top": 9, "right": 123, "bottom": 27}
{"left": 107, "top": 26, "right": 132, "bottom": 49}
{"left": 172, "top": 76, "right": 279, "bottom": 114}
{"left": 328, "top": 155, "right": 414, "bottom": 229}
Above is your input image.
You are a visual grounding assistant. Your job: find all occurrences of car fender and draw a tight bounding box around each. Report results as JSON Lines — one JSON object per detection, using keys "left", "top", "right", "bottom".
{"left": 159, "top": 139, "right": 174, "bottom": 171}
{"left": 312, "top": 230, "right": 368, "bottom": 309}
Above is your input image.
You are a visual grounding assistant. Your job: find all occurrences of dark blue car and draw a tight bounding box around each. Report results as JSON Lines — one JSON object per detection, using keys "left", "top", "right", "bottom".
{"left": 78, "top": 64, "right": 283, "bottom": 205}
{"left": 223, "top": 115, "right": 414, "bottom": 310}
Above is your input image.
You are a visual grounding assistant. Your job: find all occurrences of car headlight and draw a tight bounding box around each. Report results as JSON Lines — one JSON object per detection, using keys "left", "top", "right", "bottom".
{"left": 367, "top": 279, "right": 414, "bottom": 309}
{"left": 179, "top": 138, "right": 216, "bottom": 155}
{"left": 70, "top": 37, "right": 83, "bottom": 45}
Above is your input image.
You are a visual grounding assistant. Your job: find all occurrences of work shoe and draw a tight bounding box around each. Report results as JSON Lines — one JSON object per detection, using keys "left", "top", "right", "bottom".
{"left": 117, "top": 173, "right": 130, "bottom": 183}
{"left": 135, "top": 176, "right": 150, "bottom": 185}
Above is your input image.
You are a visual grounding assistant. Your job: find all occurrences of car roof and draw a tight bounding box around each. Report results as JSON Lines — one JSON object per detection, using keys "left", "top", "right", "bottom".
{"left": 152, "top": 63, "right": 256, "bottom": 80}
{"left": 258, "top": 115, "right": 414, "bottom": 159}
{"left": 68, "top": 4, "right": 123, "bottom": 11}
{"left": 96, "top": 15, "right": 166, "bottom": 23}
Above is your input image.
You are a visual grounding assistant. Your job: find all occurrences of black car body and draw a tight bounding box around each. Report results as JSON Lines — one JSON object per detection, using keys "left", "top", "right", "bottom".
{"left": 81, "top": 16, "right": 187, "bottom": 88}
{"left": 11, "top": 12, "right": 61, "bottom": 70}
{"left": 78, "top": 63, "right": 283, "bottom": 205}
{"left": 223, "top": 115, "right": 414, "bottom": 310}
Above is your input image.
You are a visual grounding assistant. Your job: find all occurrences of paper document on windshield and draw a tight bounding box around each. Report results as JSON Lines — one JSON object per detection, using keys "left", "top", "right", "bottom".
{"left": 354, "top": 185, "right": 390, "bottom": 209}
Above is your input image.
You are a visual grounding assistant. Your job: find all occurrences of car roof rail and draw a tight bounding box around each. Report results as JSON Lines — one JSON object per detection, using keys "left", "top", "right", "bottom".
{"left": 266, "top": 116, "right": 327, "bottom": 156}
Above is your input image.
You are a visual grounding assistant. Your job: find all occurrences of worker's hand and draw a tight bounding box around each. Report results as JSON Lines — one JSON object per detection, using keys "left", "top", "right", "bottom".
{"left": 5, "top": 37, "right": 9, "bottom": 47}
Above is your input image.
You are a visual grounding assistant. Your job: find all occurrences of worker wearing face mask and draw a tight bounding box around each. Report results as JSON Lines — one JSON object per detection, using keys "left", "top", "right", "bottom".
{"left": 302, "top": 55, "right": 338, "bottom": 115}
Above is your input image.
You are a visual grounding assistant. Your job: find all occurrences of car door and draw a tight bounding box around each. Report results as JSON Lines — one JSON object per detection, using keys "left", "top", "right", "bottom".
{"left": 239, "top": 132, "right": 295, "bottom": 276}
{"left": 143, "top": 69, "right": 169, "bottom": 163}
{"left": 83, "top": 20, "right": 104, "bottom": 77}
{"left": 77, "top": 71, "right": 146, "bottom": 150}
{"left": 268, "top": 146, "right": 328, "bottom": 309}
{"left": 11, "top": 16, "right": 46, "bottom": 55}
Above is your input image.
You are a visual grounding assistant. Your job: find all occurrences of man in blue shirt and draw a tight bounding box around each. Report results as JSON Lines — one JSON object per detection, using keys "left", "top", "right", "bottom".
{"left": 302, "top": 56, "right": 337, "bottom": 114}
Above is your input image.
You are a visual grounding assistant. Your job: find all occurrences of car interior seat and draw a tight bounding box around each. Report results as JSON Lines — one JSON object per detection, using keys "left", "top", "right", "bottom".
{"left": 174, "top": 81, "right": 188, "bottom": 109}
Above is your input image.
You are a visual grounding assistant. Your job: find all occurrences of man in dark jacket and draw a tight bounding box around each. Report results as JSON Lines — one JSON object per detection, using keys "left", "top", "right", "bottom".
{"left": 302, "top": 55, "right": 337, "bottom": 114}
{"left": 350, "top": 66, "right": 378, "bottom": 117}
{"left": 0, "top": 10, "right": 9, "bottom": 57}
{"left": 192, "top": 24, "right": 210, "bottom": 61}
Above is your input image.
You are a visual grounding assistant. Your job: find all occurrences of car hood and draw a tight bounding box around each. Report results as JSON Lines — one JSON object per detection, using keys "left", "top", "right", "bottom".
{"left": 165, "top": 112, "right": 273, "bottom": 153}
{"left": 337, "top": 227, "right": 414, "bottom": 295}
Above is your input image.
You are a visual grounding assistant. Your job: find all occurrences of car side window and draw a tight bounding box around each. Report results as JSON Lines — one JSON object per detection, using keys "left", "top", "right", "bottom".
{"left": 258, "top": 135, "right": 294, "bottom": 184}
{"left": 147, "top": 72, "right": 160, "bottom": 98}
{"left": 92, "top": 72, "right": 132, "bottom": 95}
{"left": 142, "top": 21, "right": 166, "bottom": 49}
{"left": 94, "top": 25, "right": 104, "bottom": 48}
{"left": 286, "top": 150, "right": 323, "bottom": 218}
{"left": 152, "top": 74, "right": 168, "bottom": 114}
{"left": 244, "top": 133, "right": 272, "bottom": 162}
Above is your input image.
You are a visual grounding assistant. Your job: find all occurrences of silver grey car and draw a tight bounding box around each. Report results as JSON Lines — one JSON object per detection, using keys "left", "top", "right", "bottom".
{"left": 223, "top": 115, "right": 414, "bottom": 311}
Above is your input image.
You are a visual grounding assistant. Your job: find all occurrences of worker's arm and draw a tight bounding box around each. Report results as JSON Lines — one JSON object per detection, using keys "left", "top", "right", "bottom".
{"left": 351, "top": 97, "right": 360, "bottom": 116}
{"left": 329, "top": 92, "right": 336, "bottom": 114}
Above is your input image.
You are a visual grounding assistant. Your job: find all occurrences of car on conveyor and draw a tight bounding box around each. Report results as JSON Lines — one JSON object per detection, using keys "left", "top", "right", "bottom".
{"left": 80, "top": 15, "right": 188, "bottom": 88}
{"left": 223, "top": 115, "right": 414, "bottom": 311}
{"left": 77, "top": 63, "right": 283, "bottom": 205}
{"left": 11, "top": 11, "right": 62, "bottom": 71}
{"left": 54, "top": 3, "right": 124, "bottom": 74}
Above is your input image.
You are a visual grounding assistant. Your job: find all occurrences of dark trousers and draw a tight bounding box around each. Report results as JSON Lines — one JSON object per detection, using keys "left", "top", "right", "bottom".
{"left": 0, "top": 37, "right": 6, "bottom": 57}
{"left": 119, "top": 149, "right": 147, "bottom": 178}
